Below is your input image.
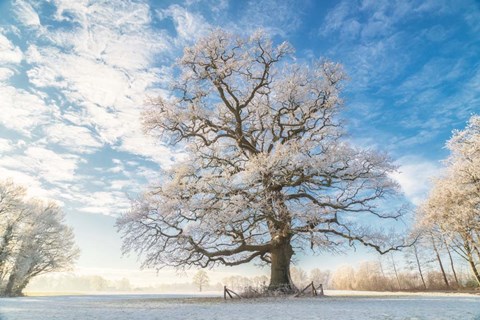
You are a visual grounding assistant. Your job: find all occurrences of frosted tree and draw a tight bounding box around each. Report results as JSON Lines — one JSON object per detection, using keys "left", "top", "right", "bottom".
{"left": 0, "top": 181, "right": 79, "bottom": 296}
{"left": 192, "top": 270, "right": 209, "bottom": 292}
{"left": 3, "top": 201, "right": 79, "bottom": 296}
{"left": 330, "top": 265, "right": 356, "bottom": 290}
{"left": 118, "top": 29, "right": 407, "bottom": 292}
{"left": 309, "top": 268, "right": 330, "bottom": 288}
{"left": 0, "top": 181, "right": 28, "bottom": 284}
{"left": 290, "top": 266, "right": 308, "bottom": 288}
{"left": 354, "top": 261, "right": 388, "bottom": 291}
{"left": 420, "top": 115, "right": 480, "bottom": 285}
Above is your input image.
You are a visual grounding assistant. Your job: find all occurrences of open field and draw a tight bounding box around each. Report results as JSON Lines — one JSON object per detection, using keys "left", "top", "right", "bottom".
{"left": 1, "top": 291, "right": 479, "bottom": 320}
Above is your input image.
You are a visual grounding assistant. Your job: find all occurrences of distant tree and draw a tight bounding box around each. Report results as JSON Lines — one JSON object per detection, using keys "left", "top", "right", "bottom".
{"left": 420, "top": 115, "right": 480, "bottom": 286}
{"left": 223, "top": 274, "right": 268, "bottom": 291}
{"left": 193, "top": 270, "right": 209, "bottom": 292}
{"left": 309, "top": 268, "right": 330, "bottom": 288}
{"left": 290, "top": 266, "right": 308, "bottom": 289}
{"left": 354, "top": 261, "right": 390, "bottom": 291}
{"left": 251, "top": 275, "right": 269, "bottom": 289}
{"left": 118, "top": 29, "right": 408, "bottom": 293}
{"left": 90, "top": 275, "right": 108, "bottom": 291}
{"left": 116, "top": 278, "right": 132, "bottom": 291}
{"left": 0, "top": 180, "right": 79, "bottom": 296}
{"left": 330, "top": 265, "right": 356, "bottom": 290}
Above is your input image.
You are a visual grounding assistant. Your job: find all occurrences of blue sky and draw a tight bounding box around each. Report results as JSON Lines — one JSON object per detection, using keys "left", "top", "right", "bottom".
{"left": 0, "top": 0, "right": 479, "bottom": 284}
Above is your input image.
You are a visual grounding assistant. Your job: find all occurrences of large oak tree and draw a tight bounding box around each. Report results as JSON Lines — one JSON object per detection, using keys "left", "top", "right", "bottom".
{"left": 118, "top": 30, "right": 405, "bottom": 292}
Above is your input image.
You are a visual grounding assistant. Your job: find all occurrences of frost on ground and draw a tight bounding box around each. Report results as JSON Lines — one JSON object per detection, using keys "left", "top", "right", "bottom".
{"left": 0, "top": 291, "right": 479, "bottom": 320}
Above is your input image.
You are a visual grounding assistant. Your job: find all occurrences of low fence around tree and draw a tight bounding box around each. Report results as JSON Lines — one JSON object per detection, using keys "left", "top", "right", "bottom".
{"left": 294, "top": 282, "right": 324, "bottom": 297}
{"left": 224, "top": 286, "right": 242, "bottom": 299}
{"left": 223, "top": 282, "right": 324, "bottom": 299}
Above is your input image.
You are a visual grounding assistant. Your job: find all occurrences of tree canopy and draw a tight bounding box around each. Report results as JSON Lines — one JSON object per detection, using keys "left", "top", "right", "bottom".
{"left": 117, "top": 29, "right": 407, "bottom": 292}
{"left": 420, "top": 115, "right": 480, "bottom": 285}
{"left": 0, "top": 180, "right": 79, "bottom": 296}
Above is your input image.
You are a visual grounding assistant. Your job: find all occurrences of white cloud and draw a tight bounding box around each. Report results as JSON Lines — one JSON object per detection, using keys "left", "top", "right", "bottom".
{"left": 391, "top": 156, "right": 442, "bottom": 205}
{"left": 0, "top": 167, "right": 58, "bottom": 202}
{"left": 158, "top": 4, "right": 211, "bottom": 42}
{"left": 320, "top": 1, "right": 352, "bottom": 36}
{"left": 17, "top": 2, "right": 175, "bottom": 167}
{"left": 110, "top": 179, "right": 130, "bottom": 191}
{"left": 45, "top": 0, "right": 166, "bottom": 73}
{"left": 24, "top": 147, "right": 79, "bottom": 183}
{"left": 43, "top": 122, "right": 103, "bottom": 154}
{"left": 1, "top": 2, "right": 192, "bottom": 206}
{"left": 78, "top": 191, "right": 131, "bottom": 216}
{"left": 0, "top": 33, "right": 23, "bottom": 64}
{"left": 13, "top": 0, "right": 41, "bottom": 27}
{"left": 118, "top": 131, "right": 176, "bottom": 168}
{"left": 0, "top": 67, "right": 15, "bottom": 81}
{"left": 26, "top": 45, "right": 131, "bottom": 107}
{"left": 0, "top": 85, "right": 53, "bottom": 135}
{"left": 0, "top": 138, "right": 14, "bottom": 153}
{"left": 0, "top": 146, "right": 80, "bottom": 184}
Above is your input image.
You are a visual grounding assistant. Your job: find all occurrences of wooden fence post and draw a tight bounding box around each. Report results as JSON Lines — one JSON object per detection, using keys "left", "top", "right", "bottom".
{"left": 223, "top": 286, "right": 241, "bottom": 300}
{"left": 318, "top": 283, "right": 324, "bottom": 296}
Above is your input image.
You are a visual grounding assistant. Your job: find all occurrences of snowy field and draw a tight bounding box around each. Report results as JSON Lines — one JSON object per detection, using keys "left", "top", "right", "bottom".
{"left": 1, "top": 292, "right": 479, "bottom": 320}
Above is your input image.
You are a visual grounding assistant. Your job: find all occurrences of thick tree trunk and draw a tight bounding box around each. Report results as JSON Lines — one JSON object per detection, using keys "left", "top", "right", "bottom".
{"left": 268, "top": 238, "right": 295, "bottom": 292}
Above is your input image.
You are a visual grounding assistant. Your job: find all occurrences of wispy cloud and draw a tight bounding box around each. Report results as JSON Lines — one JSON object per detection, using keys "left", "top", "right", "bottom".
{"left": 158, "top": 4, "right": 211, "bottom": 43}
{"left": 237, "top": 0, "right": 304, "bottom": 36}
{"left": 0, "top": 0, "right": 176, "bottom": 217}
{"left": 318, "top": 0, "right": 480, "bottom": 163}
{"left": 43, "top": 123, "right": 103, "bottom": 154}
{"left": 391, "top": 156, "right": 442, "bottom": 205}
{"left": 0, "top": 85, "right": 53, "bottom": 136}
{"left": 0, "top": 146, "right": 80, "bottom": 183}
{"left": 0, "top": 33, "right": 23, "bottom": 64}
{"left": 0, "top": 138, "right": 14, "bottom": 153}
{"left": 12, "top": 0, "right": 41, "bottom": 27}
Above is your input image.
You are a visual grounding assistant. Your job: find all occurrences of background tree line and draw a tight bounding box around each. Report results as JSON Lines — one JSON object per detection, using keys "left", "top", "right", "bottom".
{"left": 0, "top": 180, "right": 78, "bottom": 296}
{"left": 223, "top": 249, "right": 478, "bottom": 293}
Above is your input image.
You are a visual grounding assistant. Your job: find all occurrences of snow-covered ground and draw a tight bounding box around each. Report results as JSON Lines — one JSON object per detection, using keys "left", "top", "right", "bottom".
{"left": 0, "top": 291, "right": 479, "bottom": 320}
